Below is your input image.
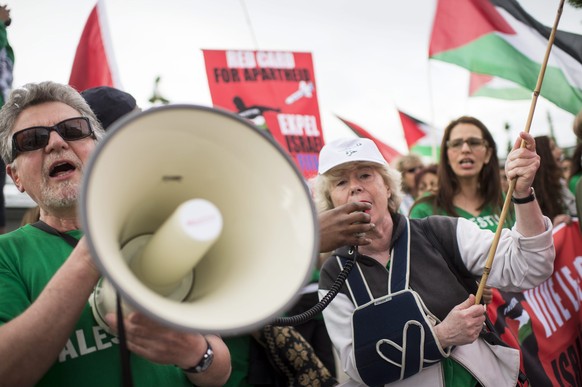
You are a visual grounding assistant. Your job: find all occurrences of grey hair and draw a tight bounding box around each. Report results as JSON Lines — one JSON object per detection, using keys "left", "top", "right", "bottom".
{"left": 0, "top": 81, "right": 105, "bottom": 165}
{"left": 310, "top": 161, "right": 402, "bottom": 214}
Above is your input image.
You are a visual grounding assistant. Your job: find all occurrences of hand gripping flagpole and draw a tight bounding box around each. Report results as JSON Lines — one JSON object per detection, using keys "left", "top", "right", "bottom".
{"left": 475, "top": 0, "right": 571, "bottom": 304}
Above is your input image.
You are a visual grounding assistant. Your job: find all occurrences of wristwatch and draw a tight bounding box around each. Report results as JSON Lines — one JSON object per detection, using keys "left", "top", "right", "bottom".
{"left": 511, "top": 187, "right": 536, "bottom": 204}
{"left": 181, "top": 337, "right": 214, "bottom": 373}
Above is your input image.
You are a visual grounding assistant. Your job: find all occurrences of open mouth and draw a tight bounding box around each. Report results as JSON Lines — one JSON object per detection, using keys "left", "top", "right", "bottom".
{"left": 49, "top": 162, "right": 76, "bottom": 177}
{"left": 459, "top": 158, "right": 475, "bottom": 167}
{"left": 360, "top": 200, "right": 371, "bottom": 213}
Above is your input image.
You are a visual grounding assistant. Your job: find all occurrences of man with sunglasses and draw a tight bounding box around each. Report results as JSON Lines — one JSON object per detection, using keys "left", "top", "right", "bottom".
{"left": 0, "top": 81, "right": 231, "bottom": 386}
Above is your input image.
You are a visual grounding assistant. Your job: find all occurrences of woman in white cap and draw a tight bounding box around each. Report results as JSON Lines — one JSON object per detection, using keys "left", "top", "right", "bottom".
{"left": 314, "top": 135, "right": 554, "bottom": 386}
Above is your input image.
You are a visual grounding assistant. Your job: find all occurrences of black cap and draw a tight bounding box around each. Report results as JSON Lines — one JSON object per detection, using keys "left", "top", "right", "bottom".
{"left": 81, "top": 86, "right": 137, "bottom": 130}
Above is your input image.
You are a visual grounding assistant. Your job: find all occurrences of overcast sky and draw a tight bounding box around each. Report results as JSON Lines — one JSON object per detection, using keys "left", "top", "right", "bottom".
{"left": 9, "top": 0, "right": 582, "bottom": 157}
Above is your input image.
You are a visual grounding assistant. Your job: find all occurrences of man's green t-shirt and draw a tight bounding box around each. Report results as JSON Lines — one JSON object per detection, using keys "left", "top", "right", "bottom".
{"left": 0, "top": 225, "right": 192, "bottom": 387}
{"left": 223, "top": 336, "right": 254, "bottom": 387}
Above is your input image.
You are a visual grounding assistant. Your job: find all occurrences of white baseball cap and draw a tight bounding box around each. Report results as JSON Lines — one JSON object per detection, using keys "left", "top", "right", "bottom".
{"left": 318, "top": 138, "right": 388, "bottom": 174}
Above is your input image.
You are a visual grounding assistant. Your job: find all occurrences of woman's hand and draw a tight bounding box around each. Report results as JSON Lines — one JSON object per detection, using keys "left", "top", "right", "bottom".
{"left": 505, "top": 132, "right": 540, "bottom": 197}
{"left": 434, "top": 295, "right": 486, "bottom": 348}
{"left": 505, "top": 132, "right": 547, "bottom": 237}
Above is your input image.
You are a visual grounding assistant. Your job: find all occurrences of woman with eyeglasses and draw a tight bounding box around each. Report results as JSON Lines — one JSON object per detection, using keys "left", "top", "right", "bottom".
{"left": 409, "top": 115, "right": 512, "bottom": 291}
{"left": 409, "top": 116, "right": 512, "bottom": 232}
{"left": 409, "top": 116, "right": 512, "bottom": 309}
{"left": 408, "top": 116, "right": 532, "bottom": 380}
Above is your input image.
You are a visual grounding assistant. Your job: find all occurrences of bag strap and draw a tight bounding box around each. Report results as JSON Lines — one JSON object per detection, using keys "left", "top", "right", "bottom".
{"left": 31, "top": 220, "right": 79, "bottom": 248}
{"left": 388, "top": 217, "right": 410, "bottom": 293}
{"left": 338, "top": 218, "right": 411, "bottom": 306}
{"left": 336, "top": 258, "right": 370, "bottom": 307}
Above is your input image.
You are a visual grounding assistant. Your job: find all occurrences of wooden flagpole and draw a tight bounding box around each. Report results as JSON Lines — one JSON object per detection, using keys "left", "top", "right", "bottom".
{"left": 475, "top": 0, "right": 567, "bottom": 304}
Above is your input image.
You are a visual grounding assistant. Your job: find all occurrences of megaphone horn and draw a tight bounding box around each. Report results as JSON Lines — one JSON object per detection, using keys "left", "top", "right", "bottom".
{"left": 81, "top": 105, "right": 319, "bottom": 336}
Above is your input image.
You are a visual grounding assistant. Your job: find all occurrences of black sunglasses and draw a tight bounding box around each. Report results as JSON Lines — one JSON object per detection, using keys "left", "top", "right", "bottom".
{"left": 11, "top": 117, "right": 94, "bottom": 161}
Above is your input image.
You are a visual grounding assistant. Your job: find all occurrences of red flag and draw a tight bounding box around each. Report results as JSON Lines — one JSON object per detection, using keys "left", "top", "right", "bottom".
{"left": 398, "top": 110, "right": 426, "bottom": 150}
{"left": 428, "top": 0, "right": 514, "bottom": 57}
{"left": 69, "top": 1, "right": 120, "bottom": 91}
{"left": 429, "top": 0, "right": 582, "bottom": 115}
{"left": 335, "top": 115, "right": 401, "bottom": 163}
{"left": 397, "top": 110, "right": 441, "bottom": 158}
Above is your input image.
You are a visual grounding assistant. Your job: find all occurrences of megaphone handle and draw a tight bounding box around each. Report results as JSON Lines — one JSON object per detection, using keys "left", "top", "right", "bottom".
{"left": 271, "top": 246, "right": 358, "bottom": 327}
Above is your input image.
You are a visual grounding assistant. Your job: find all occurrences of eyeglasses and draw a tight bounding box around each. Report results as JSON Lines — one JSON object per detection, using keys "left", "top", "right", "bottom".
{"left": 446, "top": 137, "right": 488, "bottom": 151}
{"left": 11, "top": 117, "right": 94, "bottom": 161}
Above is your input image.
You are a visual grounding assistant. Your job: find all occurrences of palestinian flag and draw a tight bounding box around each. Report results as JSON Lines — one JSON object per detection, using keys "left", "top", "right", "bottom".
{"left": 69, "top": 0, "right": 121, "bottom": 91}
{"left": 429, "top": 0, "right": 582, "bottom": 115}
{"left": 397, "top": 110, "right": 441, "bottom": 158}
{"left": 335, "top": 115, "right": 401, "bottom": 163}
{"left": 469, "top": 73, "right": 531, "bottom": 100}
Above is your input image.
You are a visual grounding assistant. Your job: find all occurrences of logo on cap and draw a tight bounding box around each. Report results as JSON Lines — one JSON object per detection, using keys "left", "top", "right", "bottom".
{"left": 344, "top": 142, "right": 363, "bottom": 156}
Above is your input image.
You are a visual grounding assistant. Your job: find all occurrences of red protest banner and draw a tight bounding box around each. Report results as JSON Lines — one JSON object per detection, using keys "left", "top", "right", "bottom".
{"left": 202, "top": 50, "right": 324, "bottom": 178}
{"left": 488, "top": 221, "right": 582, "bottom": 386}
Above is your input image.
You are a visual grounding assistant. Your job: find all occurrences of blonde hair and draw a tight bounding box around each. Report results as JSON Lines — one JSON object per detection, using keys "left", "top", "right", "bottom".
{"left": 391, "top": 154, "right": 422, "bottom": 173}
{"left": 311, "top": 161, "right": 402, "bottom": 213}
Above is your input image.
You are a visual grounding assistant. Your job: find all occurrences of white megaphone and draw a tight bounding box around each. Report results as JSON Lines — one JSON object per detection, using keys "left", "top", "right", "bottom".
{"left": 81, "top": 104, "right": 319, "bottom": 336}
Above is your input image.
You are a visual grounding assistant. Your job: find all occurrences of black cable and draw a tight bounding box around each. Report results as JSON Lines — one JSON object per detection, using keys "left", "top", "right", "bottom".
{"left": 117, "top": 293, "right": 134, "bottom": 387}
{"left": 271, "top": 246, "right": 358, "bottom": 326}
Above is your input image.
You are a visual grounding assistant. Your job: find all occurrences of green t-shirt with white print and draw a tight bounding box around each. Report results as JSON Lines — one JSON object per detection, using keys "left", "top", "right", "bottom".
{"left": 0, "top": 225, "right": 191, "bottom": 387}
